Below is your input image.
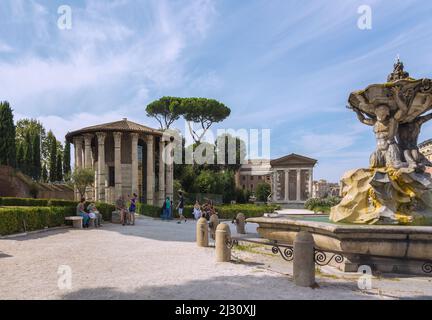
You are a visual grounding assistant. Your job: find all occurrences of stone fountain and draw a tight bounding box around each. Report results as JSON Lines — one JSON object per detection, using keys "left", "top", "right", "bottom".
{"left": 248, "top": 60, "right": 432, "bottom": 275}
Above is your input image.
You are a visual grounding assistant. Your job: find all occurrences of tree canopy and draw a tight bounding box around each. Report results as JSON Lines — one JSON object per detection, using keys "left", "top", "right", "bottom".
{"left": 145, "top": 96, "right": 183, "bottom": 130}
{"left": 146, "top": 96, "right": 231, "bottom": 144}
{"left": 180, "top": 98, "right": 231, "bottom": 144}
{"left": 0, "top": 101, "right": 16, "bottom": 167}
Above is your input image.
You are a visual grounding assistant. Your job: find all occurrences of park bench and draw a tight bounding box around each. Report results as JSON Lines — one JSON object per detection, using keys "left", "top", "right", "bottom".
{"left": 65, "top": 216, "right": 83, "bottom": 229}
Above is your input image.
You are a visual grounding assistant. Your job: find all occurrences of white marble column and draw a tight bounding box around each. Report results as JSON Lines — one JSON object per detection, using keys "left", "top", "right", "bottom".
{"left": 146, "top": 135, "right": 155, "bottom": 205}
{"left": 73, "top": 136, "right": 83, "bottom": 200}
{"left": 166, "top": 141, "right": 174, "bottom": 201}
{"left": 73, "top": 136, "right": 83, "bottom": 170}
{"left": 113, "top": 132, "right": 123, "bottom": 200}
{"left": 96, "top": 132, "right": 106, "bottom": 202}
{"left": 296, "top": 169, "right": 301, "bottom": 202}
{"left": 272, "top": 171, "right": 277, "bottom": 202}
{"left": 158, "top": 139, "right": 166, "bottom": 206}
{"left": 308, "top": 169, "right": 313, "bottom": 199}
{"left": 131, "top": 133, "right": 139, "bottom": 196}
{"left": 284, "top": 170, "right": 289, "bottom": 202}
{"left": 83, "top": 134, "right": 93, "bottom": 169}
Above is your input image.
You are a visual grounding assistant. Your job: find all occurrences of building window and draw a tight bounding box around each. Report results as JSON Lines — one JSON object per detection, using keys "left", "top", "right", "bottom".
{"left": 242, "top": 176, "right": 246, "bottom": 181}
{"left": 251, "top": 184, "right": 253, "bottom": 190}
{"left": 242, "top": 185, "right": 246, "bottom": 190}
{"left": 251, "top": 176, "right": 254, "bottom": 181}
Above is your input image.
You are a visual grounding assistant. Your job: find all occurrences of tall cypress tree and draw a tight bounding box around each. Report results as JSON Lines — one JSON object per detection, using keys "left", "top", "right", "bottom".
{"left": 63, "top": 141, "right": 71, "bottom": 180}
{"left": 48, "top": 131, "right": 57, "bottom": 182}
{"left": 41, "top": 164, "right": 48, "bottom": 183}
{"left": 56, "top": 150, "right": 63, "bottom": 182}
{"left": 32, "top": 133, "right": 41, "bottom": 180}
{"left": 24, "top": 131, "right": 34, "bottom": 177}
{"left": 0, "top": 101, "right": 16, "bottom": 167}
{"left": 16, "top": 142, "right": 24, "bottom": 171}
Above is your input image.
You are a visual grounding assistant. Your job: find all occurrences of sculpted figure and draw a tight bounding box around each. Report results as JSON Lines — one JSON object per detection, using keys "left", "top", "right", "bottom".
{"left": 398, "top": 112, "right": 432, "bottom": 170}
{"left": 353, "top": 87, "right": 408, "bottom": 169}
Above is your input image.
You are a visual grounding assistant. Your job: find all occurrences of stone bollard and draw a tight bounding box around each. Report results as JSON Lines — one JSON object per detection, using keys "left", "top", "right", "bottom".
{"left": 209, "top": 214, "right": 220, "bottom": 240}
{"left": 196, "top": 217, "right": 209, "bottom": 247}
{"left": 215, "top": 223, "right": 231, "bottom": 262}
{"left": 234, "top": 212, "right": 246, "bottom": 234}
{"left": 293, "top": 231, "right": 316, "bottom": 287}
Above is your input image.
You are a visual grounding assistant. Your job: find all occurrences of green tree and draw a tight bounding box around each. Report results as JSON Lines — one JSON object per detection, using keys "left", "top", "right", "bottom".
{"left": 63, "top": 141, "right": 71, "bottom": 180}
{"left": 180, "top": 98, "right": 231, "bottom": 144}
{"left": 24, "top": 131, "right": 34, "bottom": 177}
{"left": 16, "top": 118, "right": 47, "bottom": 169}
{"left": 47, "top": 131, "right": 57, "bottom": 182}
{"left": 146, "top": 96, "right": 183, "bottom": 130}
{"left": 41, "top": 164, "right": 48, "bottom": 183}
{"left": 56, "top": 150, "right": 63, "bottom": 182}
{"left": 194, "top": 170, "right": 218, "bottom": 194}
{"left": 71, "top": 168, "right": 95, "bottom": 198}
{"left": 215, "top": 133, "right": 247, "bottom": 171}
{"left": 256, "top": 182, "right": 271, "bottom": 202}
{"left": 0, "top": 101, "right": 16, "bottom": 167}
{"left": 31, "top": 133, "right": 41, "bottom": 180}
{"left": 16, "top": 142, "right": 25, "bottom": 172}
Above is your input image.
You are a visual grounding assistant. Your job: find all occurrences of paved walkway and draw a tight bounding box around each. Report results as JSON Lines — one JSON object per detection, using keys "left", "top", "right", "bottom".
{"left": 0, "top": 216, "right": 431, "bottom": 300}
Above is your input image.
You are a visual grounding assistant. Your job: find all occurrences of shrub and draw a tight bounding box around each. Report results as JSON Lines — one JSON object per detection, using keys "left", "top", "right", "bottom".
{"left": 137, "top": 203, "right": 162, "bottom": 218}
{"left": 0, "top": 197, "right": 49, "bottom": 207}
{"left": 0, "top": 206, "right": 75, "bottom": 236}
{"left": 305, "top": 196, "right": 341, "bottom": 212}
{"left": 255, "top": 183, "right": 271, "bottom": 202}
{"left": 170, "top": 203, "right": 280, "bottom": 220}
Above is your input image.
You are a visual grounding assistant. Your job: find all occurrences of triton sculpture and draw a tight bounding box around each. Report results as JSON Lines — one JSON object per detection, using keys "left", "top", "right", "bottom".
{"left": 330, "top": 59, "right": 432, "bottom": 225}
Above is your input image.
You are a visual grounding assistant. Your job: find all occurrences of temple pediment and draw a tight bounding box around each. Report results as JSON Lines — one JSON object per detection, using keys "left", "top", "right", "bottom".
{"left": 270, "top": 153, "right": 317, "bottom": 167}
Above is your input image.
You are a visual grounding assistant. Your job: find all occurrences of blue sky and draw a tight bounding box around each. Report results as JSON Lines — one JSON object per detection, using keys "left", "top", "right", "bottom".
{"left": 1, "top": 0, "right": 432, "bottom": 181}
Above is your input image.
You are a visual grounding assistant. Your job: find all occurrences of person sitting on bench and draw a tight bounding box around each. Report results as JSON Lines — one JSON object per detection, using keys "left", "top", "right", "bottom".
{"left": 87, "top": 203, "right": 103, "bottom": 228}
{"left": 76, "top": 197, "right": 90, "bottom": 228}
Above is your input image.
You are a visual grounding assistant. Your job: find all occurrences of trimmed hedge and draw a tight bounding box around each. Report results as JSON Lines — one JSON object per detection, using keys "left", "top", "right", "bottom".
{"left": 0, "top": 197, "right": 49, "bottom": 207}
{"left": 0, "top": 206, "right": 75, "bottom": 236}
{"left": 0, "top": 197, "right": 76, "bottom": 207}
{"left": 0, "top": 197, "right": 116, "bottom": 236}
{"left": 137, "top": 203, "right": 280, "bottom": 220}
{"left": 137, "top": 203, "right": 162, "bottom": 218}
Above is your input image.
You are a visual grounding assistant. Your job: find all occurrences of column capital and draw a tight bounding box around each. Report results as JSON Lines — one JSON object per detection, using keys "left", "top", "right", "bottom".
{"left": 146, "top": 135, "right": 154, "bottom": 144}
{"left": 72, "top": 136, "right": 83, "bottom": 145}
{"left": 83, "top": 133, "right": 93, "bottom": 144}
{"left": 113, "top": 131, "right": 122, "bottom": 144}
{"left": 130, "top": 132, "right": 139, "bottom": 141}
{"left": 96, "top": 132, "right": 106, "bottom": 143}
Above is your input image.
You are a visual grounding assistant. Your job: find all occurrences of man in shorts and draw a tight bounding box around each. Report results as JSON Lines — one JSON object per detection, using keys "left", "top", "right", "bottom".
{"left": 176, "top": 191, "right": 187, "bottom": 224}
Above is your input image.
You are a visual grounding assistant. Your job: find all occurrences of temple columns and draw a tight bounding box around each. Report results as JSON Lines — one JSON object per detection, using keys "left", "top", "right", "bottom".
{"left": 131, "top": 133, "right": 139, "bottom": 196}
{"left": 113, "top": 132, "right": 123, "bottom": 199}
{"left": 272, "top": 171, "right": 277, "bottom": 202}
{"left": 83, "top": 134, "right": 93, "bottom": 169}
{"left": 96, "top": 132, "right": 106, "bottom": 202}
{"left": 308, "top": 169, "right": 313, "bottom": 199}
{"left": 73, "top": 136, "right": 83, "bottom": 200}
{"left": 284, "top": 170, "right": 289, "bottom": 201}
{"left": 158, "top": 139, "right": 166, "bottom": 206}
{"left": 296, "top": 169, "right": 301, "bottom": 202}
{"left": 73, "top": 136, "right": 83, "bottom": 170}
{"left": 146, "top": 135, "right": 155, "bottom": 205}
{"left": 166, "top": 141, "right": 174, "bottom": 201}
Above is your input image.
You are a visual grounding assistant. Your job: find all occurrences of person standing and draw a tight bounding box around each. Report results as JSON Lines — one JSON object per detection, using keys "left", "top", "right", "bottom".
{"left": 116, "top": 195, "right": 127, "bottom": 226}
{"left": 129, "top": 193, "right": 138, "bottom": 226}
{"left": 162, "top": 197, "right": 171, "bottom": 221}
{"left": 176, "top": 191, "right": 187, "bottom": 224}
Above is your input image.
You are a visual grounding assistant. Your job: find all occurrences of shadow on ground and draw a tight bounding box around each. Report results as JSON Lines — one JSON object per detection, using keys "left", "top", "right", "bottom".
{"left": 61, "top": 274, "right": 371, "bottom": 300}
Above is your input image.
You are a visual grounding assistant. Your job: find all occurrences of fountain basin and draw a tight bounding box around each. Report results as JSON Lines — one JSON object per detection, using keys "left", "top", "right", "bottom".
{"left": 247, "top": 216, "right": 432, "bottom": 275}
